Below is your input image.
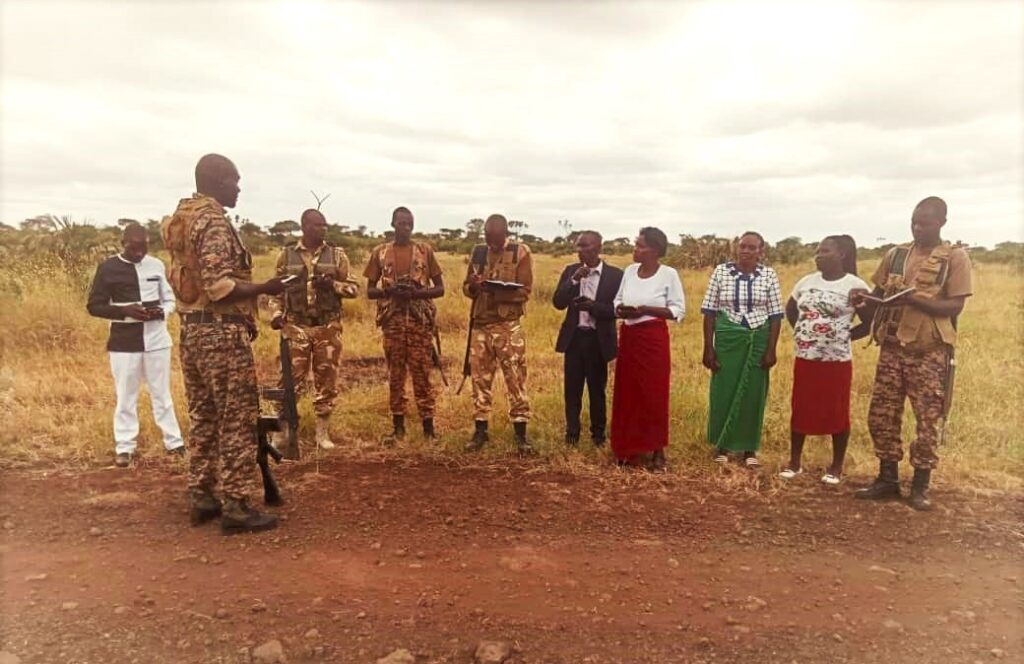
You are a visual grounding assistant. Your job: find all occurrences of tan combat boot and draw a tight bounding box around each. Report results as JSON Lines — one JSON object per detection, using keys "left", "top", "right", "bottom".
{"left": 315, "top": 414, "right": 335, "bottom": 450}
{"left": 220, "top": 497, "right": 277, "bottom": 535}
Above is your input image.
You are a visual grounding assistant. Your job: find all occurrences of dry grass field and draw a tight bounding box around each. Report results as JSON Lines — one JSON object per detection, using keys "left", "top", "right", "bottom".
{"left": 1, "top": 250, "right": 1021, "bottom": 489}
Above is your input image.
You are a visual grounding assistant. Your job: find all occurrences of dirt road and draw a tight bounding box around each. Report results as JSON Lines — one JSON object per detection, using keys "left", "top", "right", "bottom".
{"left": 2, "top": 456, "right": 1021, "bottom": 663}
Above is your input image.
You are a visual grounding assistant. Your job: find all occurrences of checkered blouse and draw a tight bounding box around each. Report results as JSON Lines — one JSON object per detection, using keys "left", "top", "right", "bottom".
{"left": 699, "top": 262, "right": 784, "bottom": 329}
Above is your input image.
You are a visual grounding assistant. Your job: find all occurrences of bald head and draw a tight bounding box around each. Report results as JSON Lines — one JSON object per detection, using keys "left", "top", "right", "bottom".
{"left": 120, "top": 223, "right": 148, "bottom": 263}
{"left": 484, "top": 214, "right": 509, "bottom": 251}
{"left": 195, "top": 154, "right": 240, "bottom": 208}
{"left": 300, "top": 208, "right": 328, "bottom": 248}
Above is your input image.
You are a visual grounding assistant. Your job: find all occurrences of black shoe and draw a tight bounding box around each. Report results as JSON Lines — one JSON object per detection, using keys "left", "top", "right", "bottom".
{"left": 465, "top": 420, "right": 489, "bottom": 452}
{"left": 114, "top": 452, "right": 133, "bottom": 468}
{"left": 908, "top": 468, "right": 933, "bottom": 511}
{"left": 855, "top": 460, "right": 901, "bottom": 500}
{"left": 592, "top": 433, "right": 607, "bottom": 448}
{"left": 565, "top": 433, "right": 580, "bottom": 447}
{"left": 648, "top": 449, "right": 667, "bottom": 472}
{"left": 422, "top": 418, "right": 435, "bottom": 439}
{"left": 392, "top": 415, "right": 407, "bottom": 439}
{"left": 189, "top": 491, "right": 222, "bottom": 526}
{"left": 167, "top": 446, "right": 187, "bottom": 458}
{"left": 514, "top": 422, "right": 535, "bottom": 456}
{"left": 220, "top": 498, "right": 278, "bottom": 535}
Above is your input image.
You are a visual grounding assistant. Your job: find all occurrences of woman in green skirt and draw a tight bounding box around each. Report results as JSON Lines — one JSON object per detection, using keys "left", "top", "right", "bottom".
{"left": 700, "top": 232, "right": 784, "bottom": 468}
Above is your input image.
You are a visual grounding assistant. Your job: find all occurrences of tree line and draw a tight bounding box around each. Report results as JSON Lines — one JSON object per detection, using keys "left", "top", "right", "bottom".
{"left": 3, "top": 214, "right": 1021, "bottom": 283}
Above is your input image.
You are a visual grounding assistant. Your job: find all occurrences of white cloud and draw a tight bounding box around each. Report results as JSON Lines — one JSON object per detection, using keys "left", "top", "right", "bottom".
{"left": 1, "top": 0, "right": 1020, "bottom": 246}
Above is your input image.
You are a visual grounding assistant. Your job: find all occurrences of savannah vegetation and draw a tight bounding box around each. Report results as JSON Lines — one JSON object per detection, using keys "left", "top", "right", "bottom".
{"left": 0, "top": 216, "right": 1021, "bottom": 490}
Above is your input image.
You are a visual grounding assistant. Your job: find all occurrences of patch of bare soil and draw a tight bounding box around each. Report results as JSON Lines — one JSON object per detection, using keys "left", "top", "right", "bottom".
{"left": 1, "top": 456, "right": 1021, "bottom": 663}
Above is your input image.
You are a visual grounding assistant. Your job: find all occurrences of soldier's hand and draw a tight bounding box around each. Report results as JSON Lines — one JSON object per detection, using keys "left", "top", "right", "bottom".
{"left": 121, "top": 303, "right": 151, "bottom": 321}
{"left": 467, "top": 273, "right": 485, "bottom": 295}
{"left": 270, "top": 315, "right": 285, "bottom": 331}
{"left": 314, "top": 274, "right": 334, "bottom": 291}
{"left": 261, "top": 276, "right": 291, "bottom": 296}
{"left": 849, "top": 288, "right": 870, "bottom": 308}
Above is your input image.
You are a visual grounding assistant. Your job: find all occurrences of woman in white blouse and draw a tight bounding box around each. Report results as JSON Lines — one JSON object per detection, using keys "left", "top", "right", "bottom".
{"left": 610, "top": 227, "right": 686, "bottom": 470}
{"left": 700, "top": 231, "right": 784, "bottom": 468}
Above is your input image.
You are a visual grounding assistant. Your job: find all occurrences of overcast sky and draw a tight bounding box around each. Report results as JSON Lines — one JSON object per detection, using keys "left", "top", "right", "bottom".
{"left": 2, "top": 1, "right": 1021, "bottom": 246}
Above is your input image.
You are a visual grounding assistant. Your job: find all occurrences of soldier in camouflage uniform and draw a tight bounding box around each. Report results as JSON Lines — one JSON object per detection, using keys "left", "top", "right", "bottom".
{"left": 162, "top": 154, "right": 288, "bottom": 534}
{"left": 365, "top": 207, "right": 445, "bottom": 441}
{"left": 268, "top": 209, "right": 359, "bottom": 450}
{"left": 462, "top": 214, "right": 534, "bottom": 454}
{"left": 853, "top": 197, "right": 972, "bottom": 511}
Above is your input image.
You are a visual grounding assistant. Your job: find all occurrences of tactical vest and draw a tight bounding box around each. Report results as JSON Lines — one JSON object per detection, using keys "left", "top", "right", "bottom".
{"left": 471, "top": 242, "right": 525, "bottom": 322}
{"left": 871, "top": 242, "right": 957, "bottom": 349}
{"left": 373, "top": 241, "right": 437, "bottom": 327}
{"left": 161, "top": 194, "right": 254, "bottom": 317}
{"left": 282, "top": 244, "right": 342, "bottom": 325}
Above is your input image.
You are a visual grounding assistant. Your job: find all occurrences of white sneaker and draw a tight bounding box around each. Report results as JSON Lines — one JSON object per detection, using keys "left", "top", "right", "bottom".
{"left": 778, "top": 467, "right": 803, "bottom": 480}
{"left": 821, "top": 473, "right": 842, "bottom": 485}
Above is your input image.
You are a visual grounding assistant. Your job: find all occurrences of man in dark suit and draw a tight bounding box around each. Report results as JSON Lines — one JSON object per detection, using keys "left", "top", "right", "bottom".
{"left": 552, "top": 231, "right": 624, "bottom": 447}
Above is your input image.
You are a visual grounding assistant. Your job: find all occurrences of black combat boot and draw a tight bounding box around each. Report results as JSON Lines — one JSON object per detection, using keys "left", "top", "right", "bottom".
{"left": 220, "top": 497, "right": 278, "bottom": 535}
{"left": 854, "top": 460, "right": 901, "bottom": 500}
{"left": 188, "top": 490, "right": 222, "bottom": 526}
{"left": 908, "top": 468, "right": 933, "bottom": 512}
{"left": 465, "top": 420, "right": 489, "bottom": 452}
{"left": 513, "top": 421, "right": 535, "bottom": 456}
{"left": 392, "top": 415, "right": 407, "bottom": 439}
{"left": 422, "top": 418, "right": 435, "bottom": 439}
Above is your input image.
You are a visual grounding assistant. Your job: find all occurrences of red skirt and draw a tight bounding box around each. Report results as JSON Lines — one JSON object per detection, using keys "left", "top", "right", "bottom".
{"left": 790, "top": 357, "right": 853, "bottom": 435}
{"left": 611, "top": 319, "right": 670, "bottom": 460}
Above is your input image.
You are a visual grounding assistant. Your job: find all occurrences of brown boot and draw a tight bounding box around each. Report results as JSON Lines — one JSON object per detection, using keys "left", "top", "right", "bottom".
{"left": 908, "top": 469, "right": 933, "bottom": 512}
{"left": 188, "top": 490, "right": 222, "bottom": 526}
{"left": 220, "top": 497, "right": 278, "bottom": 535}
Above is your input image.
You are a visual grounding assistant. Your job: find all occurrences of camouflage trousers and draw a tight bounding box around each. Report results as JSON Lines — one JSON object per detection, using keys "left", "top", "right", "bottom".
{"left": 180, "top": 322, "right": 259, "bottom": 501}
{"left": 470, "top": 320, "right": 530, "bottom": 422}
{"left": 279, "top": 322, "right": 342, "bottom": 416}
{"left": 867, "top": 343, "right": 949, "bottom": 469}
{"left": 382, "top": 315, "right": 435, "bottom": 418}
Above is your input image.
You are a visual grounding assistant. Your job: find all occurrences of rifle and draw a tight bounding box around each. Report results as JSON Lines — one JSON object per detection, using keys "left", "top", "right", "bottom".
{"left": 456, "top": 262, "right": 483, "bottom": 395}
{"left": 256, "top": 415, "right": 284, "bottom": 506}
{"left": 263, "top": 285, "right": 301, "bottom": 460}
{"left": 263, "top": 328, "right": 301, "bottom": 460}
{"left": 937, "top": 346, "right": 957, "bottom": 447}
{"left": 432, "top": 326, "right": 449, "bottom": 388}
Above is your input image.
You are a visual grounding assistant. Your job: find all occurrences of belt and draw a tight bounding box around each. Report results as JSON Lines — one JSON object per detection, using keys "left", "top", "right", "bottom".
{"left": 181, "top": 312, "right": 251, "bottom": 326}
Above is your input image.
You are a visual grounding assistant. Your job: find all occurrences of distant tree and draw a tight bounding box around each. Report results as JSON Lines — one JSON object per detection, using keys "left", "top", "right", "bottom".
{"left": 466, "top": 218, "right": 484, "bottom": 241}
{"left": 440, "top": 227, "right": 464, "bottom": 240}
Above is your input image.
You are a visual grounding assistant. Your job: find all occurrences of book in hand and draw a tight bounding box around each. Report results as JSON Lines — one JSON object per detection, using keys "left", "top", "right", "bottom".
{"left": 483, "top": 280, "right": 525, "bottom": 290}
{"left": 861, "top": 287, "right": 915, "bottom": 304}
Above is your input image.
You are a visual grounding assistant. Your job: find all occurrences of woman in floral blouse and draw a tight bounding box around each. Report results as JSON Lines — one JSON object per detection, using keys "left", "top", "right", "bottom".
{"left": 781, "top": 235, "right": 870, "bottom": 484}
{"left": 700, "top": 232, "right": 784, "bottom": 468}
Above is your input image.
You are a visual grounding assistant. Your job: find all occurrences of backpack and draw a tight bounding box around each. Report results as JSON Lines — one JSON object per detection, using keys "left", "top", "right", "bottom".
{"left": 160, "top": 209, "right": 203, "bottom": 304}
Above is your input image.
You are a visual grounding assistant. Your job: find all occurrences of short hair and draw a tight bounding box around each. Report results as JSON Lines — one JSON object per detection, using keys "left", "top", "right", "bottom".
{"left": 639, "top": 227, "right": 668, "bottom": 258}
{"left": 391, "top": 206, "right": 413, "bottom": 225}
{"left": 739, "top": 230, "right": 766, "bottom": 249}
{"left": 915, "top": 196, "right": 947, "bottom": 220}
{"left": 121, "top": 223, "right": 146, "bottom": 241}
{"left": 194, "top": 153, "right": 237, "bottom": 190}
{"left": 823, "top": 234, "right": 859, "bottom": 276}
{"left": 484, "top": 214, "right": 508, "bottom": 231}
{"left": 578, "top": 230, "right": 603, "bottom": 245}
{"left": 300, "top": 209, "right": 326, "bottom": 226}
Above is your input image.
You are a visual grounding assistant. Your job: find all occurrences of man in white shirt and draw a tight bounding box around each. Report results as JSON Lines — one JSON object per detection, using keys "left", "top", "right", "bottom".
{"left": 552, "top": 231, "right": 624, "bottom": 446}
{"left": 86, "top": 224, "right": 184, "bottom": 467}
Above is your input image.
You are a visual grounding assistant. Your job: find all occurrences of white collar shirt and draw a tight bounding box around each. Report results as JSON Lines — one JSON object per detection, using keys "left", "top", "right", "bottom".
{"left": 573, "top": 261, "right": 603, "bottom": 329}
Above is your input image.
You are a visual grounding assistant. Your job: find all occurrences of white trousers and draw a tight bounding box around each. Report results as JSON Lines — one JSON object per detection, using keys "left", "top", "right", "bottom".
{"left": 109, "top": 348, "right": 184, "bottom": 454}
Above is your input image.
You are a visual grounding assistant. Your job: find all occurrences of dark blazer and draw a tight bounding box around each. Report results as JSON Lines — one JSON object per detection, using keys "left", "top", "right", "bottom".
{"left": 552, "top": 261, "right": 624, "bottom": 362}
